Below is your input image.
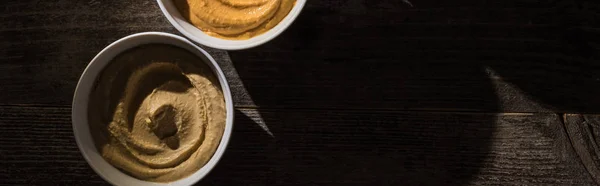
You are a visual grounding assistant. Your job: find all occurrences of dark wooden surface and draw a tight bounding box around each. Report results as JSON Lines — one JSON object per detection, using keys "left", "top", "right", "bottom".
{"left": 1, "top": 0, "right": 600, "bottom": 185}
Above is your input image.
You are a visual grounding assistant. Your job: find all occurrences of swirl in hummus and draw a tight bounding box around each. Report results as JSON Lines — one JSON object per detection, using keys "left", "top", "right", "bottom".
{"left": 174, "top": 0, "right": 296, "bottom": 40}
{"left": 88, "top": 44, "right": 226, "bottom": 182}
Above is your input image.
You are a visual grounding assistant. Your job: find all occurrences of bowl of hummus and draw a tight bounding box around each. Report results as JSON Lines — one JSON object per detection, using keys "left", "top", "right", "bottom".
{"left": 156, "top": 0, "right": 306, "bottom": 50}
{"left": 72, "top": 32, "right": 234, "bottom": 185}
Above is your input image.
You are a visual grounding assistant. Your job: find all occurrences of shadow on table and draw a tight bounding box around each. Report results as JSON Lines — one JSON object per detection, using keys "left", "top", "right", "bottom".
{"left": 201, "top": 110, "right": 278, "bottom": 185}
{"left": 207, "top": 0, "right": 600, "bottom": 185}
{"left": 212, "top": 3, "right": 500, "bottom": 185}
{"left": 484, "top": 18, "right": 600, "bottom": 113}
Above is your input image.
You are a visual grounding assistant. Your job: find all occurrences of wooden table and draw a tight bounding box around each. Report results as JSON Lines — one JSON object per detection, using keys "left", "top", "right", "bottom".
{"left": 2, "top": 0, "right": 600, "bottom": 185}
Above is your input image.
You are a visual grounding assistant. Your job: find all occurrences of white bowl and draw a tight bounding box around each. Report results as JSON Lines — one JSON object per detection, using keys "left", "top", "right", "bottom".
{"left": 157, "top": 0, "right": 306, "bottom": 50}
{"left": 72, "top": 32, "right": 234, "bottom": 186}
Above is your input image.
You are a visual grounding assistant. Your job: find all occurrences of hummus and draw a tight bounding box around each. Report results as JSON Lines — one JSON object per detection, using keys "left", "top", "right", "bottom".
{"left": 88, "top": 44, "right": 226, "bottom": 182}
{"left": 174, "top": 0, "right": 296, "bottom": 40}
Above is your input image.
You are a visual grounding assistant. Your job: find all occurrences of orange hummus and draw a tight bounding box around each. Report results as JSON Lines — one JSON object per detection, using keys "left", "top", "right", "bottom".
{"left": 174, "top": 0, "right": 296, "bottom": 40}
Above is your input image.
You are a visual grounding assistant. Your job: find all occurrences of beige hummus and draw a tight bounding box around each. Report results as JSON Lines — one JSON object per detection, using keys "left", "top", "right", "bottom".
{"left": 88, "top": 44, "right": 226, "bottom": 182}
{"left": 174, "top": 0, "right": 296, "bottom": 40}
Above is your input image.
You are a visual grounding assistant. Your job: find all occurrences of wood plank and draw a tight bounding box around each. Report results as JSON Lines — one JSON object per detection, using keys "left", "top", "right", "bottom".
{"left": 0, "top": 106, "right": 105, "bottom": 185}
{"left": 0, "top": 0, "right": 231, "bottom": 107}
{"left": 1, "top": 0, "right": 599, "bottom": 113}
{"left": 0, "top": 106, "right": 595, "bottom": 185}
{"left": 228, "top": 0, "right": 600, "bottom": 113}
{"left": 564, "top": 114, "right": 600, "bottom": 185}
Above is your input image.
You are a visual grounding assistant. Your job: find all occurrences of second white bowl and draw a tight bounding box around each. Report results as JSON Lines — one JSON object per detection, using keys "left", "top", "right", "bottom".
{"left": 156, "top": 0, "right": 306, "bottom": 50}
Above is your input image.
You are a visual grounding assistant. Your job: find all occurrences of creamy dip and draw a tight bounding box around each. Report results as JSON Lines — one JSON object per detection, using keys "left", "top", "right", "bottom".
{"left": 174, "top": 0, "right": 296, "bottom": 40}
{"left": 88, "top": 44, "right": 226, "bottom": 182}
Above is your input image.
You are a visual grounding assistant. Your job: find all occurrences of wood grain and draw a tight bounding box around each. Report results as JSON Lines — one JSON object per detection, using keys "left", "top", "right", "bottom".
{"left": 564, "top": 114, "right": 600, "bottom": 185}
{"left": 1, "top": 0, "right": 599, "bottom": 113}
{"left": 228, "top": 0, "right": 600, "bottom": 113}
{"left": 0, "top": 0, "right": 230, "bottom": 107}
{"left": 1, "top": 0, "right": 600, "bottom": 185}
{"left": 0, "top": 106, "right": 105, "bottom": 185}
{"left": 0, "top": 106, "right": 596, "bottom": 185}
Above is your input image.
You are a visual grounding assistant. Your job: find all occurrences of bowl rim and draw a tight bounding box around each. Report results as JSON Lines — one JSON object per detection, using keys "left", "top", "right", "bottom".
{"left": 156, "top": 0, "right": 306, "bottom": 50}
{"left": 71, "top": 32, "right": 234, "bottom": 185}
